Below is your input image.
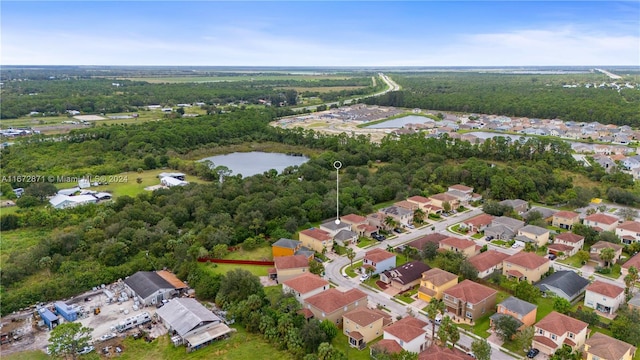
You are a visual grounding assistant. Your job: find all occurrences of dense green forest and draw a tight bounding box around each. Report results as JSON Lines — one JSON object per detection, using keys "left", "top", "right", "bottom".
{"left": 2, "top": 105, "right": 638, "bottom": 315}
{"left": 363, "top": 72, "right": 640, "bottom": 126}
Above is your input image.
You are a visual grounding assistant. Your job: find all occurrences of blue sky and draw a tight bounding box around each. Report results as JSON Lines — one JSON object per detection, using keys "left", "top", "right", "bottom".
{"left": 1, "top": 1, "right": 638, "bottom": 66}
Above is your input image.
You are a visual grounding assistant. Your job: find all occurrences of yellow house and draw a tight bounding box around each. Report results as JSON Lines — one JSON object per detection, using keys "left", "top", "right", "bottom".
{"left": 517, "top": 225, "right": 550, "bottom": 247}
{"left": 342, "top": 308, "right": 392, "bottom": 349}
{"left": 274, "top": 255, "right": 310, "bottom": 283}
{"left": 585, "top": 332, "right": 636, "bottom": 360}
{"left": 552, "top": 211, "right": 580, "bottom": 230}
{"left": 438, "top": 237, "right": 480, "bottom": 258}
{"left": 417, "top": 268, "right": 458, "bottom": 302}
{"left": 503, "top": 252, "right": 550, "bottom": 283}
{"left": 299, "top": 228, "right": 333, "bottom": 253}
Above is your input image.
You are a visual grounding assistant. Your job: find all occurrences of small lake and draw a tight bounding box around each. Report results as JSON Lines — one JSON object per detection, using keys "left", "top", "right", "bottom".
{"left": 199, "top": 151, "right": 309, "bottom": 177}
{"left": 364, "top": 115, "right": 434, "bottom": 129}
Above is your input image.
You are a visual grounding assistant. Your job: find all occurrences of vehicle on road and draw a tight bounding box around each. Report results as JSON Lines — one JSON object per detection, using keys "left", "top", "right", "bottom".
{"left": 372, "top": 233, "right": 386, "bottom": 241}
{"left": 526, "top": 348, "right": 539, "bottom": 358}
{"left": 486, "top": 236, "right": 494, "bottom": 241}
{"left": 97, "top": 333, "right": 116, "bottom": 342}
{"left": 360, "top": 274, "right": 369, "bottom": 281}
{"left": 548, "top": 254, "right": 557, "bottom": 260}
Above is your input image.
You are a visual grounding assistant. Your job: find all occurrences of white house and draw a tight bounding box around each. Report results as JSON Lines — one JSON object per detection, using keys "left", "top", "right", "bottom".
{"left": 161, "top": 176, "right": 188, "bottom": 187}
{"left": 584, "top": 280, "right": 625, "bottom": 315}
{"left": 383, "top": 316, "right": 429, "bottom": 353}
{"left": 361, "top": 248, "right": 396, "bottom": 275}
{"left": 532, "top": 311, "right": 588, "bottom": 356}
{"left": 616, "top": 221, "right": 640, "bottom": 244}
{"left": 49, "top": 194, "right": 98, "bottom": 209}
{"left": 282, "top": 273, "right": 329, "bottom": 303}
{"left": 583, "top": 213, "right": 619, "bottom": 232}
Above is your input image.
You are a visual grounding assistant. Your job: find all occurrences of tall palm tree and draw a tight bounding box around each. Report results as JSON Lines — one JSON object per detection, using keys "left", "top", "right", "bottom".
{"left": 346, "top": 247, "right": 355, "bottom": 271}
{"left": 413, "top": 208, "right": 426, "bottom": 224}
{"left": 384, "top": 216, "right": 397, "bottom": 231}
{"left": 425, "top": 298, "right": 446, "bottom": 342}
{"left": 624, "top": 266, "right": 639, "bottom": 296}
{"left": 599, "top": 247, "right": 616, "bottom": 268}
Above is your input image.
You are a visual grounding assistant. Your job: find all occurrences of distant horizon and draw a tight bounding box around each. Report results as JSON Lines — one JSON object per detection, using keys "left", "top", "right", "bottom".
{"left": 2, "top": 1, "right": 638, "bottom": 67}
{"left": 3, "top": 65, "right": 639, "bottom": 70}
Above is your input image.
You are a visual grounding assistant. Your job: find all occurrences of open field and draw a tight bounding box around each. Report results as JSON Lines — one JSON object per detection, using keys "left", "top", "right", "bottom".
{"left": 225, "top": 245, "right": 273, "bottom": 261}
{"left": 202, "top": 262, "right": 271, "bottom": 277}
{"left": 277, "top": 86, "right": 366, "bottom": 93}
{"left": 112, "top": 75, "right": 354, "bottom": 83}
{"left": 0, "top": 228, "right": 50, "bottom": 263}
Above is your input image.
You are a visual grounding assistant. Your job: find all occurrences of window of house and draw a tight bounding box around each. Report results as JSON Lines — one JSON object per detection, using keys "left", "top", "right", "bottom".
{"left": 538, "top": 329, "right": 544, "bottom": 335}
{"left": 466, "top": 303, "right": 473, "bottom": 309}
{"left": 569, "top": 333, "right": 574, "bottom": 338}
{"left": 551, "top": 334, "right": 556, "bottom": 340}
{"left": 344, "top": 306, "right": 347, "bottom": 312}
{"left": 322, "top": 312, "right": 325, "bottom": 317}
{"left": 466, "top": 312, "right": 473, "bottom": 319}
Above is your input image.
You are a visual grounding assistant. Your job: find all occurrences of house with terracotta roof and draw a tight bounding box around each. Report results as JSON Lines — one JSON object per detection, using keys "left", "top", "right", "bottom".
{"left": 490, "top": 296, "right": 537, "bottom": 330}
{"left": 532, "top": 311, "right": 588, "bottom": 356}
{"left": 407, "top": 195, "right": 432, "bottom": 212}
{"left": 274, "top": 255, "right": 310, "bottom": 282}
{"left": 517, "top": 225, "right": 550, "bottom": 247}
{"left": 502, "top": 252, "right": 550, "bottom": 283}
{"left": 584, "top": 280, "right": 625, "bottom": 315}
{"left": 429, "top": 193, "right": 459, "bottom": 209}
{"left": 282, "top": 273, "right": 329, "bottom": 303}
{"left": 382, "top": 316, "right": 429, "bottom": 353}
{"left": 362, "top": 248, "right": 396, "bottom": 275}
{"left": 380, "top": 261, "right": 431, "bottom": 292}
{"left": 616, "top": 221, "right": 640, "bottom": 245}
{"left": 417, "top": 268, "right": 458, "bottom": 302}
{"left": 418, "top": 344, "right": 475, "bottom": 360}
{"left": 584, "top": 213, "right": 620, "bottom": 232}
{"left": 548, "top": 232, "right": 584, "bottom": 257}
{"left": 468, "top": 250, "right": 510, "bottom": 278}
{"left": 622, "top": 252, "right": 640, "bottom": 277}
{"left": 299, "top": 228, "right": 333, "bottom": 253}
{"left": 552, "top": 211, "right": 580, "bottom": 230}
{"left": 342, "top": 308, "right": 392, "bottom": 349}
{"left": 584, "top": 332, "right": 636, "bottom": 360}
{"left": 371, "top": 339, "right": 403, "bottom": 357}
{"left": 438, "top": 237, "right": 480, "bottom": 258}
{"left": 272, "top": 238, "right": 302, "bottom": 257}
{"left": 340, "top": 214, "right": 367, "bottom": 227}
{"left": 356, "top": 223, "right": 379, "bottom": 238}
{"left": 535, "top": 270, "right": 589, "bottom": 301}
{"left": 304, "top": 288, "right": 367, "bottom": 326}
{"left": 394, "top": 200, "right": 419, "bottom": 211}
{"left": 443, "top": 280, "right": 497, "bottom": 323}
{"left": 590, "top": 241, "right": 623, "bottom": 267}
{"left": 461, "top": 213, "right": 494, "bottom": 234}
{"left": 407, "top": 233, "right": 448, "bottom": 250}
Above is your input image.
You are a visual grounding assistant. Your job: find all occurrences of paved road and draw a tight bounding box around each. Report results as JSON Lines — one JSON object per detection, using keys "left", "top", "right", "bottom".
{"left": 324, "top": 207, "right": 520, "bottom": 359}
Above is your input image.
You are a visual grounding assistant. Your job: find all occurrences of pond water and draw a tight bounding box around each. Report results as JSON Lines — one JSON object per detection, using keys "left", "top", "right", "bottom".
{"left": 364, "top": 115, "right": 434, "bottom": 129}
{"left": 199, "top": 151, "right": 309, "bottom": 177}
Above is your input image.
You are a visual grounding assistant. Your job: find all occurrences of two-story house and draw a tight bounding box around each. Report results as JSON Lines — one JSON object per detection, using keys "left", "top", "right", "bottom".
{"left": 485, "top": 216, "right": 525, "bottom": 240}
{"left": 304, "top": 288, "right": 367, "bottom": 326}
{"left": 584, "top": 213, "right": 620, "bottom": 232}
{"left": 616, "top": 221, "right": 640, "bottom": 245}
{"left": 461, "top": 213, "right": 495, "bottom": 234}
{"left": 380, "top": 261, "right": 431, "bottom": 292}
{"left": 446, "top": 184, "right": 473, "bottom": 207}
{"left": 548, "top": 232, "right": 585, "bottom": 257}
{"left": 340, "top": 213, "right": 367, "bottom": 228}
{"left": 407, "top": 233, "right": 448, "bottom": 251}
{"left": 438, "top": 237, "right": 480, "bottom": 258}
{"left": 319, "top": 220, "right": 352, "bottom": 237}
{"left": 406, "top": 195, "right": 432, "bottom": 212}
{"left": 443, "top": 280, "right": 497, "bottom": 323}
{"left": 468, "top": 250, "right": 510, "bottom": 278}
{"left": 535, "top": 270, "right": 590, "bottom": 301}
{"left": 282, "top": 273, "right": 330, "bottom": 303}
{"left": 584, "top": 332, "right": 636, "bottom": 360}
{"left": 299, "top": 228, "right": 333, "bottom": 253}
{"left": 524, "top": 207, "right": 558, "bottom": 224}
{"left": 622, "top": 252, "right": 640, "bottom": 278}
{"left": 343, "top": 308, "right": 392, "bottom": 350}
{"left": 552, "top": 211, "right": 580, "bottom": 230}
{"left": 362, "top": 248, "right": 396, "bottom": 275}
{"left": 499, "top": 199, "right": 529, "bottom": 215}
{"left": 502, "top": 252, "right": 550, "bottom": 283}
{"left": 379, "top": 206, "right": 413, "bottom": 227}
{"left": 490, "top": 296, "right": 537, "bottom": 330}
{"left": 517, "top": 225, "right": 550, "bottom": 247}
{"left": 417, "top": 268, "right": 458, "bottom": 302}
{"left": 590, "top": 241, "right": 623, "bottom": 267}
{"left": 429, "top": 193, "right": 459, "bottom": 210}
{"left": 274, "top": 255, "right": 310, "bottom": 282}
{"left": 585, "top": 280, "right": 625, "bottom": 315}
{"left": 272, "top": 238, "right": 302, "bottom": 257}
{"left": 532, "top": 311, "right": 588, "bottom": 356}
{"left": 419, "top": 344, "right": 475, "bottom": 360}
{"left": 382, "top": 316, "right": 429, "bottom": 353}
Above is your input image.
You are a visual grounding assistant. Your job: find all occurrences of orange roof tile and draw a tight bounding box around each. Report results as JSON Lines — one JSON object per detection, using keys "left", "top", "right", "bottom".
{"left": 440, "top": 237, "right": 476, "bottom": 250}
{"left": 443, "top": 279, "right": 497, "bottom": 304}
{"left": 384, "top": 316, "right": 428, "bottom": 342}
{"left": 449, "top": 184, "right": 473, "bottom": 192}
{"left": 372, "top": 339, "right": 403, "bottom": 354}
{"left": 364, "top": 248, "right": 395, "bottom": 263}
{"left": 622, "top": 252, "right": 640, "bottom": 270}
{"left": 586, "top": 280, "right": 624, "bottom": 298}
{"left": 283, "top": 273, "right": 329, "bottom": 294}
{"left": 464, "top": 214, "right": 495, "bottom": 227}
{"left": 421, "top": 268, "right": 458, "bottom": 286}
{"left": 305, "top": 288, "right": 367, "bottom": 314}
{"left": 554, "top": 211, "right": 580, "bottom": 219}
{"left": 408, "top": 195, "right": 431, "bottom": 204}
{"left": 156, "top": 270, "right": 188, "bottom": 289}
{"left": 585, "top": 332, "right": 636, "bottom": 360}
{"left": 535, "top": 311, "right": 588, "bottom": 336}
{"left": 274, "top": 255, "right": 309, "bottom": 270}
{"left": 505, "top": 252, "right": 550, "bottom": 270}
{"left": 469, "top": 250, "right": 510, "bottom": 272}
{"left": 585, "top": 213, "right": 619, "bottom": 225}
{"left": 618, "top": 221, "right": 640, "bottom": 232}
{"left": 300, "top": 228, "right": 332, "bottom": 241}
{"left": 554, "top": 232, "right": 584, "bottom": 244}
{"left": 419, "top": 344, "right": 474, "bottom": 360}
{"left": 343, "top": 308, "right": 390, "bottom": 327}
{"left": 341, "top": 213, "right": 367, "bottom": 224}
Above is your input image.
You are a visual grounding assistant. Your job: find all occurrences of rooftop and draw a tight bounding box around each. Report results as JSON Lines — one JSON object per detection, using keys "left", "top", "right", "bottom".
{"left": 124, "top": 271, "right": 174, "bottom": 299}
{"left": 554, "top": 210, "right": 580, "bottom": 219}
{"left": 443, "top": 279, "right": 497, "bottom": 304}
{"left": 554, "top": 232, "right": 585, "bottom": 244}
{"left": 535, "top": 270, "right": 590, "bottom": 299}
{"left": 272, "top": 238, "right": 301, "bottom": 249}
{"left": 618, "top": 221, "right": 640, "bottom": 232}
{"left": 364, "top": 248, "right": 396, "bottom": 263}
{"left": 420, "top": 268, "right": 458, "bottom": 286}
{"left": 274, "top": 255, "right": 310, "bottom": 270}
{"left": 340, "top": 213, "right": 367, "bottom": 224}
{"left": 305, "top": 288, "right": 367, "bottom": 314}
{"left": 584, "top": 213, "right": 619, "bottom": 225}
{"left": 585, "top": 332, "right": 636, "bottom": 360}
{"left": 343, "top": 308, "right": 391, "bottom": 327}
{"left": 469, "top": 250, "right": 510, "bottom": 272}
{"left": 283, "top": 273, "right": 329, "bottom": 294}
{"left": 408, "top": 233, "right": 448, "bottom": 250}
{"left": 155, "top": 298, "right": 220, "bottom": 336}
{"left": 440, "top": 237, "right": 476, "bottom": 250}
{"left": 382, "top": 261, "right": 431, "bottom": 285}
{"left": 418, "top": 344, "right": 474, "bottom": 360}
{"left": 384, "top": 316, "right": 428, "bottom": 342}
{"left": 586, "top": 280, "right": 624, "bottom": 298}
{"left": 498, "top": 296, "right": 537, "bottom": 316}
{"left": 591, "top": 241, "right": 623, "bottom": 251}
{"left": 449, "top": 184, "right": 473, "bottom": 192}
{"left": 519, "top": 224, "right": 549, "bottom": 236}
{"left": 371, "top": 339, "right": 403, "bottom": 355}
{"left": 320, "top": 220, "right": 351, "bottom": 232}
{"left": 300, "top": 228, "right": 332, "bottom": 241}
{"left": 535, "top": 311, "right": 588, "bottom": 335}
{"left": 463, "top": 213, "right": 494, "bottom": 227}
{"left": 504, "top": 252, "right": 549, "bottom": 270}
{"left": 407, "top": 195, "right": 431, "bottom": 204}
{"left": 622, "top": 251, "right": 640, "bottom": 270}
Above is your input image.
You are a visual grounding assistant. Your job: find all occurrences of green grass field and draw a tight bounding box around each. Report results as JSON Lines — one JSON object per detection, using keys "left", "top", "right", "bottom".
{"left": 225, "top": 245, "right": 273, "bottom": 261}
{"left": 331, "top": 331, "right": 375, "bottom": 360}
{"left": 204, "top": 262, "right": 271, "bottom": 277}
{"left": 0, "top": 228, "right": 50, "bottom": 263}
{"left": 114, "top": 74, "right": 354, "bottom": 83}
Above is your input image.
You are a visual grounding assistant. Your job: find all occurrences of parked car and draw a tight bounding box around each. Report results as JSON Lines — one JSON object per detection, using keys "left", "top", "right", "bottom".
{"left": 526, "top": 348, "right": 540, "bottom": 358}
{"left": 77, "top": 346, "right": 95, "bottom": 355}
{"left": 393, "top": 228, "right": 402, "bottom": 234}
{"left": 548, "top": 254, "right": 557, "bottom": 260}
{"left": 360, "top": 273, "right": 369, "bottom": 282}
{"left": 511, "top": 243, "right": 519, "bottom": 249}
{"left": 407, "top": 224, "right": 415, "bottom": 229}
{"left": 486, "top": 236, "right": 494, "bottom": 241}
{"left": 98, "top": 333, "right": 116, "bottom": 342}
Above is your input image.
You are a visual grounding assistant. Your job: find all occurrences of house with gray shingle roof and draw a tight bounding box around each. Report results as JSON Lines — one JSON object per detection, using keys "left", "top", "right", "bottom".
{"left": 490, "top": 296, "right": 537, "bottom": 329}
{"left": 535, "top": 270, "right": 590, "bottom": 301}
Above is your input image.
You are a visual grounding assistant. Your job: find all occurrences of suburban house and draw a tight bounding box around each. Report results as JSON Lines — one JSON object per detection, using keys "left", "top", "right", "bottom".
{"left": 590, "top": 241, "right": 623, "bottom": 267}
{"left": 583, "top": 213, "right": 620, "bottom": 232}
{"left": 417, "top": 268, "right": 458, "bottom": 302}
{"left": 342, "top": 308, "right": 392, "bottom": 350}
{"left": 334, "top": 229, "right": 359, "bottom": 246}
{"left": 535, "top": 270, "right": 590, "bottom": 301}
{"left": 160, "top": 176, "right": 189, "bottom": 187}
{"left": 524, "top": 207, "right": 558, "bottom": 224}
{"left": 394, "top": 200, "right": 419, "bottom": 211}
{"left": 484, "top": 216, "right": 525, "bottom": 240}
{"left": 438, "top": 237, "right": 480, "bottom": 258}
{"left": 340, "top": 214, "right": 367, "bottom": 228}
{"left": 468, "top": 250, "right": 510, "bottom": 278}
{"left": 299, "top": 228, "right": 333, "bottom": 253}
{"left": 516, "top": 225, "right": 550, "bottom": 247}
{"left": 283, "top": 273, "right": 329, "bottom": 303}
{"left": 320, "top": 220, "right": 351, "bottom": 237}
{"left": 418, "top": 344, "right": 475, "bottom": 360}
{"left": 379, "top": 206, "right": 413, "bottom": 227}
{"left": 584, "top": 280, "right": 625, "bottom": 315}
{"left": 532, "top": 311, "right": 588, "bottom": 356}
{"left": 380, "top": 261, "right": 431, "bottom": 292}
{"left": 622, "top": 252, "right": 640, "bottom": 277}
{"left": 584, "top": 332, "right": 636, "bottom": 360}
{"left": 272, "top": 238, "right": 302, "bottom": 257}
{"left": 273, "top": 255, "right": 310, "bottom": 282}
{"left": 407, "top": 233, "right": 448, "bottom": 250}
{"left": 155, "top": 298, "right": 233, "bottom": 352}
{"left": 123, "top": 271, "right": 184, "bottom": 306}
{"left": 443, "top": 280, "right": 497, "bottom": 323}
{"left": 490, "top": 296, "right": 537, "bottom": 330}
{"left": 548, "top": 232, "right": 585, "bottom": 257}
{"left": 304, "top": 288, "right": 367, "bottom": 326}
{"left": 370, "top": 339, "right": 403, "bottom": 358}
{"left": 382, "top": 316, "right": 429, "bottom": 353}
{"left": 429, "top": 193, "right": 459, "bottom": 210}
{"left": 499, "top": 199, "right": 529, "bottom": 214}
{"left": 502, "top": 252, "right": 550, "bottom": 283}
{"left": 552, "top": 211, "right": 580, "bottom": 230}
{"left": 461, "top": 213, "right": 494, "bottom": 234}
{"left": 628, "top": 292, "right": 640, "bottom": 312}
{"left": 616, "top": 221, "right": 640, "bottom": 244}
{"left": 49, "top": 194, "right": 99, "bottom": 209}
{"left": 407, "top": 195, "right": 432, "bottom": 212}
{"left": 362, "top": 248, "right": 396, "bottom": 275}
